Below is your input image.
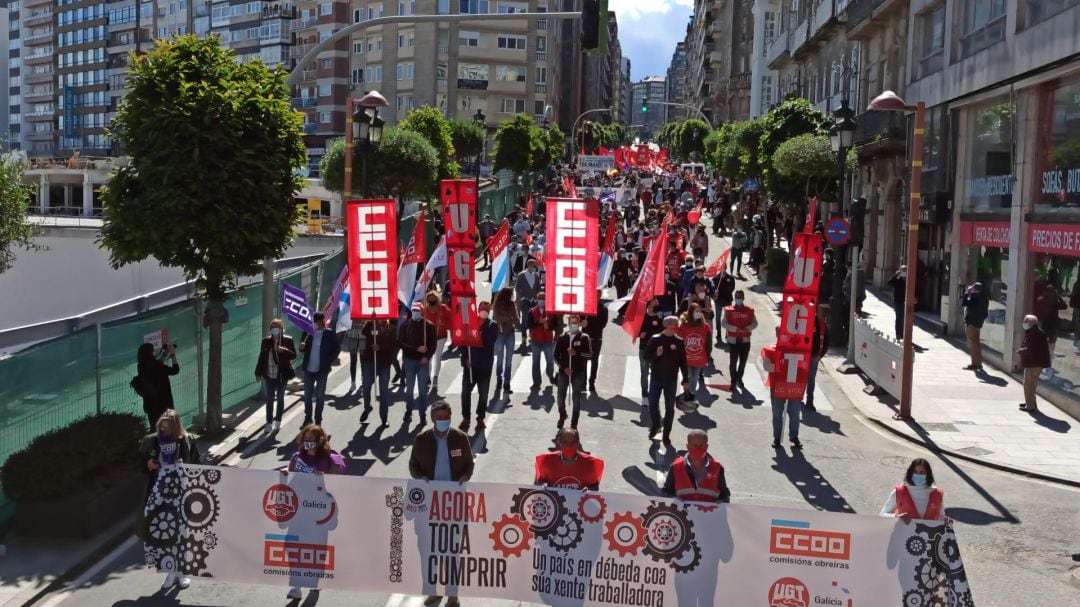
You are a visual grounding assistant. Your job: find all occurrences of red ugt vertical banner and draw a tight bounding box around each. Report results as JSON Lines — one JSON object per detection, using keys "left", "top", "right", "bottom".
{"left": 545, "top": 198, "right": 599, "bottom": 315}
{"left": 770, "top": 232, "right": 824, "bottom": 399}
{"left": 346, "top": 199, "right": 398, "bottom": 320}
{"left": 441, "top": 179, "right": 482, "bottom": 347}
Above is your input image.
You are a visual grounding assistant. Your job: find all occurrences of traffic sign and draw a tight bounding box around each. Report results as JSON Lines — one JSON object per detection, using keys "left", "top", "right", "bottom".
{"left": 825, "top": 217, "right": 851, "bottom": 246}
{"left": 742, "top": 178, "right": 760, "bottom": 193}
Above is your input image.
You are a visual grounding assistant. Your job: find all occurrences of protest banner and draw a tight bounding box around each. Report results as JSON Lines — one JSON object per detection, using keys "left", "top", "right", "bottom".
{"left": 346, "top": 199, "right": 398, "bottom": 320}
{"left": 578, "top": 155, "right": 616, "bottom": 173}
{"left": 442, "top": 179, "right": 482, "bottom": 347}
{"left": 282, "top": 283, "right": 314, "bottom": 334}
{"left": 145, "top": 465, "right": 974, "bottom": 607}
{"left": 545, "top": 198, "right": 599, "bottom": 315}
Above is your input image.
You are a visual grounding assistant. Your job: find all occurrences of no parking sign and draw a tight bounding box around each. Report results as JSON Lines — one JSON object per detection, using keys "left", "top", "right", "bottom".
{"left": 825, "top": 217, "right": 851, "bottom": 246}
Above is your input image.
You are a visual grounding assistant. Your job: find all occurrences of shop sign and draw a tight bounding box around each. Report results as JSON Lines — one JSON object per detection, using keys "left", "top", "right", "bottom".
{"left": 959, "top": 221, "right": 1010, "bottom": 248}
{"left": 1027, "top": 223, "right": 1080, "bottom": 256}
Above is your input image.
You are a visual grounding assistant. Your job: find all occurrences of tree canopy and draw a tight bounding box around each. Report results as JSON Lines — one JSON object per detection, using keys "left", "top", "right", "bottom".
{"left": 399, "top": 105, "right": 459, "bottom": 183}
{"left": 0, "top": 157, "right": 38, "bottom": 273}
{"left": 321, "top": 127, "right": 440, "bottom": 199}
{"left": 448, "top": 117, "right": 485, "bottom": 163}
{"left": 773, "top": 133, "right": 857, "bottom": 203}
{"left": 493, "top": 114, "right": 561, "bottom": 173}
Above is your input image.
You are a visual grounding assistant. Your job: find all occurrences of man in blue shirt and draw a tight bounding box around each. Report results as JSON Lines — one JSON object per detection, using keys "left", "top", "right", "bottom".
{"left": 299, "top": 312, "right": 340, "bottom": 427}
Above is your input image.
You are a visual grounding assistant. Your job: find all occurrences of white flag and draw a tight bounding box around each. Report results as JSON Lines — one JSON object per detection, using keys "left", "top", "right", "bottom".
{"left": 410, "top": 236, "right": 448, "bottom": 308}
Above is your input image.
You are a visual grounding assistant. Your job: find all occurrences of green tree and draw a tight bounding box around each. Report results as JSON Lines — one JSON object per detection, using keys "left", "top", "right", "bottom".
{"left": 539, "top": 123, "right": 566, "bottom": 166}
{"left": 759, "top": 99, "right": 829, "bottom": 202}
{"left": 773, "top": 133, "right": 856, "bottom": 204}
{"left": 0, "top": 157, "right": 38, "bottom": 273}
{"left": 656, "top": 122, "right": 681, "bottom": 149}
{"left": 320, "top": 127, "right": 439, "bottom": 199}
{"left": 399, "top": 105, "right": 459, "bottom": 183}
{"left": 448, "top": 117, "right": 485, "bottom": 166}
{"left": 676, "top": 119, "right": 711, "bottom": 161}
{"left": 99, "top": 35, "right": 305, "bottom": 432}
{"left": 493, "top": 114, "right": 540, "bottom": 174}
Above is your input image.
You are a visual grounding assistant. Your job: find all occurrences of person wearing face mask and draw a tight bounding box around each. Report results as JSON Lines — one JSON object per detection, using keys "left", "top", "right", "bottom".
{"left": 679, "top": 257, "right": 698, "bottom": 299}
{"left": 888, "top": 265, "right": 908, "bottom": 341}
{"left": 880, "top": 458, "right": 944, "bottom": 523}
{"left": 612, "top": 247, "right": 635, "bottom": 300}
{"left": 298, "top": 312, "right": 341, "bottom": 428}
{"left": 662, "top": 430, "right": 730, "bottom": 503}
{"left": 255, "top": 318, "right": 297, "bottom": 433}
{"left": 527, "top": 292, "right": 560, "bottom": 390}
{"left": 636, "top": 298, "right": 665, "bottom": 407}
{"left": 399, "top": 302, "right": 438, "bottom": 424}
{"left": 646, "top": 316, "right": 691, "bottom": 447}
{"left": 421, "top": 292, "right": 453, "bottom": 394}
{"left": 360, "top": 319, "right": 399, "bottom": 428}
{"left": 286, "top": 424, "right": 345, "bottom": 600}
{"left": 461, "top": 302, "right": 498, "bottom": 431}
{"left": 582, "top": 292, "right": 608, "bottom": 393}
{"left": 491, "top": 288, "right": 519, "bottom": 398}
{"left": 721, "top": 289, "right": 758, "bottom": 390}
{"left": 139, "top": 409, "right": 202, "bottom": 590}
{"left": 534, "top": 428, "right": 604, "bottom": 490}
{"left": 678, "top": 303, "right": 712, "bottom": 403}
{"left": 710, "top": 266, "right": 736, "bottom": 344}
{"left": 515, "top": 258, "right": 543, "bottom": 351}
{"left": 554, "top": 314, "right": 593, "bottom": 429}
{"left": 1018, "top": 313, "right": 1050, "bottom": 412}
{"left": 730, "top": 227, "right": 748, "bottom": 276}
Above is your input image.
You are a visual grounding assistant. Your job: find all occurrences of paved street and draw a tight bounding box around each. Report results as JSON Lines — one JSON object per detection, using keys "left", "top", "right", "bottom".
{"left": 21, "top": 235, "right": 1080, "bottom": 607}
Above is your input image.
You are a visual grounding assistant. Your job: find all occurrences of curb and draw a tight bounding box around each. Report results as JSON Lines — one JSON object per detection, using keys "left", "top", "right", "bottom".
{"left": 862, "top": 416, "right": 1080, "bottom": 489}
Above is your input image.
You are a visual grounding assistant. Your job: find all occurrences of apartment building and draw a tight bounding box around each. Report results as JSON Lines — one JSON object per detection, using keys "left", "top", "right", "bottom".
{"left": 631, "top": 76, "right": 665, "bottom": 139}
{"left": 679, "top": 0, "right": 753, "bottom": 125}
{"left": 749, "top": 0, "right": 778, "bottom": 116}
{"left": 580, "top": 10, "right": 619, "bottom": 119}
{"left": 666, "top": 41, "right": 687, "bottom": 122}
{"left": 617, "top": 55, "right": 630, "bottom": 126}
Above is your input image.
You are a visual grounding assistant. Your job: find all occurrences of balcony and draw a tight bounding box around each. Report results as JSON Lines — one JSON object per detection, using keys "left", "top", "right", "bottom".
{"left": 290, "top": 44, "right": 314, "bottom": 59}
{"left": 25, "top": 87, "right": 53, "bottom": 101}
{"left": 852, "top": 109, "right": 905, "bottom": 148}
{"left": 846, "top": 0, "right": 906, "bottom": 39}
{"left": 535, "top": 51, "right": 546, "bottom": 62}
{"left": 27, "top": 131, "right": 54, "bottom": 141}
{"left": 25, "top": 52, "right": 55, "bottom": 65}
{"left": 25, "top": 70, "right": 54, "bottom": 84}
{"left": 709, "top": 50, "right": 725, "bottom": 65}
{"left": 534, "top": 83, "right": 547, "bottom": 94}
{"left": 291, "top": 97, "right": 318, "bottom": 108}
{"left": 24, "top": 10, "right": 53, "bottom": 25}
{"left": 766, "top": 31, "right": 790, "bottom": 68}
{"left": 299, "top": 69, "right": 317, "bottom": 82}
{"left": 24, "top": 29, "right": 54, "bottom": 43}
{"left": 293, "top": 17, "right": 318, "bottom": 29}
{"left": 303, "top": 124, "right": 317, "bottom": 134}
{"left": 26, "top": 110, "right": 55, "bottom": 120}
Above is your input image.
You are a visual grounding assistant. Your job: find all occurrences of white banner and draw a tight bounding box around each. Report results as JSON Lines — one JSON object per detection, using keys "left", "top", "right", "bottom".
{"left": 145, "top": 465, "right": 974, "bottom": 606}
{"left": 576, "top": 187, "right": 636, "bottom": 208}
{"left": 578, "top": 155, "right": 616, "bottom": 173}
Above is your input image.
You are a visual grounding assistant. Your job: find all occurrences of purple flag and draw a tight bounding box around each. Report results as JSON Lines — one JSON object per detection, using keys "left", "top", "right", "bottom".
{"left": 282, "top": 283, "right": 314, "bottom": 334}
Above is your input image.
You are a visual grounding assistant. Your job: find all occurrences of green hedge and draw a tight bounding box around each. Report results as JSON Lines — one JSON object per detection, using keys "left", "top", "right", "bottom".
{"left": 1, "top": 412, "right": 145, "bottom": 501}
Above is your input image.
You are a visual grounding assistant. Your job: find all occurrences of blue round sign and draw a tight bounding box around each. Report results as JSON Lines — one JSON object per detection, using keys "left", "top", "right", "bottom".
{"left": 825, "top": 218, "right": 851, "bottom": 246}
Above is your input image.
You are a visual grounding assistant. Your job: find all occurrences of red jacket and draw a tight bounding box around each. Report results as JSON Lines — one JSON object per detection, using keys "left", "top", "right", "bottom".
{"left": 423, "top": 304, "right": 453, "bottom": 339}
{"left": 678, "top": 324, "right": 711, "bottom": 367}
{"left": 893, "top": 485, "right": 944, "bottom": 521}
{"left": 670, "top": 456, "right": 726, "bottom": 502}
{"left": 527, "top": 308, "right": 556, "bottom": 343}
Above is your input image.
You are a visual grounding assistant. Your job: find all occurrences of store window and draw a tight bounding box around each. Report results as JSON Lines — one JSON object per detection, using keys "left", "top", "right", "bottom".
{"left": 1034, "top": 78, "right": 1080, "bottom": 215}
{"left": 963, "top": 97, "right": 1014, "bottom": 211}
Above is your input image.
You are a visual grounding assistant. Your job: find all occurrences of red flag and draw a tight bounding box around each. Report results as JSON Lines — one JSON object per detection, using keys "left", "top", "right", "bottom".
{"left": 614, "top": 147, "right": 624, "bottom": 166}
{"left": 657, "top": 150, "right": 668, "bottom": 166}
{"left": 545, "top": 198, "right": 599, "bottom": 314}
{"left": 804, "top": 196, "right": 819, "bottom": 233}
{"left": 705, "top": 248, "right": 731, "bottom": 278}
{"left": 346, "top": 199, "right": 398, "bottom": 319}
{"left": 622, "top": 229, "right": 669, "bottom": 340}
{"left": 600, "top": 210, "right": 617, "bottom": 260}
{"left": 525, "top": 193, "right": 534, "bottom": 217}
{"left": 401, "top": 210, "right": 426, "bottom": 267}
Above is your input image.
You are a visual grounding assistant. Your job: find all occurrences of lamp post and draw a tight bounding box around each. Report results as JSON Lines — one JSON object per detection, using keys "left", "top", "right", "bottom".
{"left": 828, "top": 100, "right": 857, "bottom": 347}
{"left": 350, "top": 90, "right": 388, "bottom": 200}
{"left": 473, "top": 108, "right": 486, "bottom": 193}
{"left": 867, "top": 90, "right": 925, "bottom": 421}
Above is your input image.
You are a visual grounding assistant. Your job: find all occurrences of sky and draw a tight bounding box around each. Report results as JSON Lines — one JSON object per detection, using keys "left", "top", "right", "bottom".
{"left": 609, "top": 0, "right": 694, "bottom": 82}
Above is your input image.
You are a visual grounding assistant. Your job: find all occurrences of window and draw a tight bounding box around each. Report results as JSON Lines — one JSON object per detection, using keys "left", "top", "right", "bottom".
{"left": 459, "top": 30, "right": 481, "bottom": 47}
{"left": 354, "top": 9, "right": 363, "bottom": 22}
{"left": 353, "top": 41, "right": 365, "bottom": 53}
{"left": 1026, "top": 0, "right": 1079, "bottom": 26}
{"left": 501, "top": 98, "right": 525, "bottom": 113}
{"left": 495, "top": 65, "right": 525, "bottom": 81}
{"left": 397, "top": 94, "right": 413, "bottom": 114}
{"left": 377, "top": 3, "right": 384, "bottom": 17}
{"left": 460, "top": 0, "right": 489, "bottom": 14}
{"left": 247, "top": 1, "right": 259, "bottom": 14}
{"left": 365, "top": 67, "right": 373, "bottom": 82}
{"left": 397, "top": 62, "right": 404, "bottom": 80}
{"left": 318, "top": 84, "right": 331, "bottom": 97}
{"left": 963, "top": 97, "right": 1014, "bottom": 211}
{"left": 436, "top": 63, "right": 448, "bottom": 78}
{"left": 352, "top": 68, "right": 363, "bottom": 83}
{"left": 497, "top": 35, "right": 526, "bottom": 50}
{"left": 534, "top": 99, "right": 545, "bottom": 116}
{"left": 497, "top": 1, "right": 527, "bottom": 12}
{"left": 318, "top": 111, "right": 330, "bottom": 123}
{"left": 368, "top": 6, "right": 375, "bottom": 19}
{"left": 458, "top": 62, "right": 489, "bottom": 80}
{"left": 407, "top": 62, "right": 414, "bottom": 79}
{"left": 763, "top": 11, "right": 777, "bottom": 56}
{"left": 438, "top": 0, "right": 449, "bottom": 14}
{"left": 320, "top": 58, "right": 333, "bottom": 69}
{"left": 536, "top": 36, "right": 547, "bottom": 51}
{"left": 375, "top": 65, "right": 382, "bottom": 81}
{"left": 320, "top": 2, "right": 332, "bottom": 15}
{"left": 918, "top": 5, "right": 945, "bottom": 77}
{"left": 961, "top": 0, "right": 1006, "bottom": 57}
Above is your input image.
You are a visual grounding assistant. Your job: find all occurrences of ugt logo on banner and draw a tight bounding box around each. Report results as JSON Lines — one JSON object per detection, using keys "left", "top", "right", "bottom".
{"left": 545, "top": 198, "right": 599, "bottom": 314}
{"left": 346, "top": 199, "right": 398, "bottom": 320}
{"left": 441, "top": 180, "right": 482, "bottom": 347}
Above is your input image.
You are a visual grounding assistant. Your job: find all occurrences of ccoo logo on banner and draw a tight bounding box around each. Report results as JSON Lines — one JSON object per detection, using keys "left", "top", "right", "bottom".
{"left": 145, "top": 465, "right": 974, "bottom": 607}
{"left": 346, "top": 199, "right": 398, "bottom": 320}
{"left": 441, "top": 180, "right": 482, "bottom": 347}
{"left": 545, "top": 198, "right": 599, "bottom": 315}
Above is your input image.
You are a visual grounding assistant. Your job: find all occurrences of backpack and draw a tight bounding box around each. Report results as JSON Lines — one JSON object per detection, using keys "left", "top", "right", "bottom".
{"left": 130, "top": 374, "right": 157, "bottom": 400}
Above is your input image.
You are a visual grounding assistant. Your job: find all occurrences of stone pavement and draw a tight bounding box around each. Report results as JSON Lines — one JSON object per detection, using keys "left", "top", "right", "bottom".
{"left": 825, "top": 286, "right": 1080, "bottom": 485}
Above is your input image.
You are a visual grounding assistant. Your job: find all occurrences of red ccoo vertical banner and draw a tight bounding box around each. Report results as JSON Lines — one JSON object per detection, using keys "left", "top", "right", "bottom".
{"left": 545, "top": 198, "right": 599, "bottom": 315}
{"left": 346, "top": 199, "right": 399, "bottom": 320}
{"left": 441, "top": 179, "right": 482, "bottom": 347}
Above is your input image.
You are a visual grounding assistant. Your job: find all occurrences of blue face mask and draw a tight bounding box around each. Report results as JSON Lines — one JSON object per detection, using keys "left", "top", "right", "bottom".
{"left": 411, "top": 310, "right": 422, "bottom": 320}
{"left": 911, "top": 473, "right": 928, "bottom": 487}
{"left": 434, "top": 419, "right": 451, "bottom": 432}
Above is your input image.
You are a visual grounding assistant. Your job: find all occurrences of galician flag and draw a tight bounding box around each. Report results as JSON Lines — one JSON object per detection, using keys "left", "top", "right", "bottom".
{"left": 397, "top": 211, "right": 427, "bottom": 307}
{"left": 488, "top": 220, "right": 512, "bottom": 292}
{"left": 335, "top": 282, "right": 353, "bottom": 333}
{"left": 411, "top": 235, "right": 448, "bottom": 307}
{"left": 596, "top": 211, "right": 618, "bottom": 288}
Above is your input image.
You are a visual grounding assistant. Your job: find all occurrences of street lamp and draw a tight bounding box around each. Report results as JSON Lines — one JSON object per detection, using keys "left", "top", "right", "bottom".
{"left": 473, "top": 108, "right": 486, "bottom": 191}
{"left": 346, "top": 90, "right": 387, "bottom": 200}
{"left": 867, "top": 89, "right": 925, "bottom": 422}
{"left": 828, "top": 100, "right": 857, "bottom": 347}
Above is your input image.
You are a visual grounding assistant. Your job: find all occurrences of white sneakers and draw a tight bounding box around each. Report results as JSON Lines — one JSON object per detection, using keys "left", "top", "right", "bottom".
{"left": 641, "top": 397, "right": 649, "bottom": 407}
{"left": 161, "top": 572, "right": 191, "bottom": 590}
{"left": 264, "top": 422, "right": 273, "bottom": 433}
{"left": 272, "top": 420, "right": 280, "bottom": 431}
{"left": 287, "top": 587, "right": 303, "bottom": 599}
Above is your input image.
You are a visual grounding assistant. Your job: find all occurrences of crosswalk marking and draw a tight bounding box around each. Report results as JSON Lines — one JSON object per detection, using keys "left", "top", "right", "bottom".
{"left": 510, "top": 352, "right": 535, "bottom": 392}
{"left": 621, "top": 352, "right": 642, "bottom": 401}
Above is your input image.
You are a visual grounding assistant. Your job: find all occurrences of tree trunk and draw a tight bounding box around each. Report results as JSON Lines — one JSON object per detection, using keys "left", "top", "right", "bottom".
{"left": 203, "top": 298, "right": 228, "bottom": 434}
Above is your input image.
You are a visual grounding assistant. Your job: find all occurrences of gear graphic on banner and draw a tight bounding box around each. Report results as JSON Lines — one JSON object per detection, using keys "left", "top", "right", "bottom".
{"left": 576, "top": 494, "right": 607, "bottom": 523}
{"left": 489, "top": 514, "right": 533, "bottom": 558}
{"left": 603, "top": 511, "right": 647, "bottom": 557}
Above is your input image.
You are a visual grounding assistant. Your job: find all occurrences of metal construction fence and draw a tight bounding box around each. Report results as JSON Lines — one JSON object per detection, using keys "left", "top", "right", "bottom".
{"left": 0, "top": 250, "right": 344, "bottom": 472}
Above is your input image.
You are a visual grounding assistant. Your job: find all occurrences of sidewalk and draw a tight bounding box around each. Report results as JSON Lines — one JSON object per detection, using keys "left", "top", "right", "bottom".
{"left": 828, "top": 287, "right": 1080, "bottom": 485}
{"left": 0, "top": 378, "right": 313, "bottom": 607}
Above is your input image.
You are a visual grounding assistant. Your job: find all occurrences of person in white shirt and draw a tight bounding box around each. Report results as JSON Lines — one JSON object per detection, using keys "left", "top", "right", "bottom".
{"left": 881, "top": 458, "right": 946, "bottom": 523}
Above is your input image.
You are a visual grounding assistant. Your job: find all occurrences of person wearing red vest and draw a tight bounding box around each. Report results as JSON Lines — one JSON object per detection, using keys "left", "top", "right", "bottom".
{"left": 421, "top": 291, "right": 453, "bottom": 394}
{"left": 721, "top": 289, "right": 758, "bottom": 390}
{"left": 678, "top": 303, "right": 712, "bottom": 403}
{"left": 526, "top": 292, "right": 559, "bottom": 390}
{"left": 881, "top": 458, "right": 945, "bottom": 523}
{"left": 534, "top": 428, "right": 604, "bottom": 490}
{"left": 662, "top": 430, "right": 730, "bottom": 503}
{"left": 761, "top": 338, "right": 803, "bottom": 450}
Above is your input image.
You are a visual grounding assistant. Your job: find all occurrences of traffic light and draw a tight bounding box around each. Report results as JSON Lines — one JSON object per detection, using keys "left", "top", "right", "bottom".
{"left": 581, "top": 0, "right": 599, "bottom": 50}
{"left": 641, "top": 96, "right": 648, "bottom": 113}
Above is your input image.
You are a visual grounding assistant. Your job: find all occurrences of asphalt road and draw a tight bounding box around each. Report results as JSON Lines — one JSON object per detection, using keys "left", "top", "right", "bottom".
{"left": 38, "top": 239, "right": 1080, "bottom": 607}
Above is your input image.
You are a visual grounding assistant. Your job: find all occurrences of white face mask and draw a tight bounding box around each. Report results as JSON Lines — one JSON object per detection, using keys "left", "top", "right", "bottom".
{"left": 697, "top": 292, "right": 707, "bottom": 300}
{"left": 479, "top": 311, "right": 489, "bottom": 320}
{"left": 1023, "top": 322, "right": 1034, "bottom": 331}
{"left": 734, "top": 298, "right": 744, "bottom": 306}
{"left": 693, "top": 311, "right": 703, "bottom": 320}
{"left": 270, "top": 327, "right": 281, "bottom": 337}
{"left": 568, "top": 324, "right": 580, "bottom": 334}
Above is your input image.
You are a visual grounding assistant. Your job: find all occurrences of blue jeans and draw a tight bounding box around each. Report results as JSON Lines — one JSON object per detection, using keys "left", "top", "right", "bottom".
{"left": 302, "top": 369, "right": 329, "bottom": 425}
{"left": 771, "top": 397, "right": 801, "bottom": 442}
{"left": 648, "top": 376, "right": 677, "bottom": 438}
{"left": 805, "top": 356, "right": 820, "bottom": 404}
{"left": 531, "top": 341, "right": 555, "bottom": 386}
{"left": 403, "top": 357, "right": 431, "bottom": 415}
{"left": 264, "top": 376, "right": 286, "bottom": 423}
{"left": 688, "top": 367, "right": 705, "bottom": 393}
{"left": 361, "top": 360, "right": 392, "bottom": 422}
{"left": 494, "top": 331, "right": 515, "bottom": 386}
{"left": 638, "top": 351, "right": 651, "bottom": 398}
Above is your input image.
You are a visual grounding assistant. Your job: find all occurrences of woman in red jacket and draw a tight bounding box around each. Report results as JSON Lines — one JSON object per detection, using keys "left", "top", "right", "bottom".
{"left": 678, "top": 303, "right": 712, "bottom": 405}
{"left": 880, "top": 458, "right": 945, "bottom": 522}
{"left": 422, "top": 291, "right": 453, "bottom": 393}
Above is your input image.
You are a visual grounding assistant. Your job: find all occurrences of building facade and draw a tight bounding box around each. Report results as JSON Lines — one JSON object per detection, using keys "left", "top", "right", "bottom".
{"left": 666, "top": 41, "right": 687, "bottom": 122}
{"left": 631, "top": 76, "right": 665, "bottom": 140}
{"left": 617, "top": 55, "right": 631, "bottom": 126}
